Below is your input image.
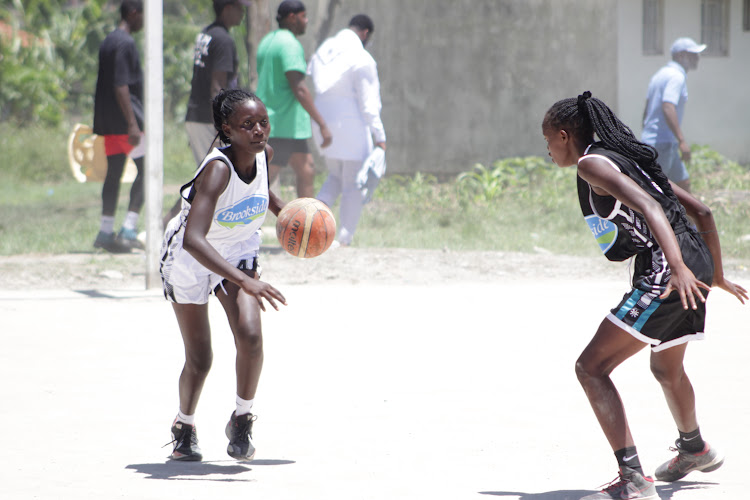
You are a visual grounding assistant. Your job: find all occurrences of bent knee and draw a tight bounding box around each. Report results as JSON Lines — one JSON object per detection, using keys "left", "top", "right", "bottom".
{"left": 235, "top": 329, "right": 263, "bottom": 353}
{"left": 575, "top": 356, "right": 610, "bottom": 382}
{"left": 650, "top": 361, "right": 686, "bottom": 385}
{"left": 186, "top": 349, "right": 213, "bottom": 374}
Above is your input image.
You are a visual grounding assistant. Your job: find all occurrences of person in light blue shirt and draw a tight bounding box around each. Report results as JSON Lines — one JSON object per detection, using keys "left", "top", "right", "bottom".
{"left": 641, "top": 37, "right": 706, "bottom": 192}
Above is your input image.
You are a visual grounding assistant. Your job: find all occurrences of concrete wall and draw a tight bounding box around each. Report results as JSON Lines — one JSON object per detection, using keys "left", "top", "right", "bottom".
{"left": 278, "top": 0, "right": 617, "bottom": 176}
{"left": 617, "top": 0, "right": 750, "bottom": 164}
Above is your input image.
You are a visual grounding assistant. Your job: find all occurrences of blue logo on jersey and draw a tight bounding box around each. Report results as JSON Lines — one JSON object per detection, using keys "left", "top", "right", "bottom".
{"left": 585, "top": 214, "right": 618, "bottom": 254}
{"left": 215, "top": 195, "right": 268, "bottom": 229}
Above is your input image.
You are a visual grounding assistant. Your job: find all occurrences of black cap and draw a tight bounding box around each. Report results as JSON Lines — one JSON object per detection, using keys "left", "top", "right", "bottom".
{"left": 276, "top": 0, "right": 305, "bottom": 22}
{"left": 213, "top": 0, "right": 250, "bottom": 15}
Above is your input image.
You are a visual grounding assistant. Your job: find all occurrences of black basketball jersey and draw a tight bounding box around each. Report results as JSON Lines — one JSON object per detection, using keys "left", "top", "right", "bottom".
{"left": 185, "top": 22, "right": 238, "bottom": 124}
{"left": 577, "top": 143, "right": 710, "bottom": 292}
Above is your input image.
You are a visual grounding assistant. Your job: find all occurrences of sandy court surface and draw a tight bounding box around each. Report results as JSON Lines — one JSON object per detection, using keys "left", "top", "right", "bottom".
{"left": 1, "top": 247, "right": 748, "bottom": 499}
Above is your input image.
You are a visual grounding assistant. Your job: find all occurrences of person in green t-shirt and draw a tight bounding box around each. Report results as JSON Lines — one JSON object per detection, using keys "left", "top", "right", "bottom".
{"left": 256, "top": 0, "right": 332, "bottom": 198}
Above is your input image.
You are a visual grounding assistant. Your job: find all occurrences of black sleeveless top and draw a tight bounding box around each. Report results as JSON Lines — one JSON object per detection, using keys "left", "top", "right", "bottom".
{"left": 577, "top": 143, "right": 711, "bottom": 292}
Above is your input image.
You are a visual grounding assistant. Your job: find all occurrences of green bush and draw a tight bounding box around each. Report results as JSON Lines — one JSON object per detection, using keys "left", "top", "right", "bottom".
{"left": 0, "top": 0, "right": 218, "bottom": 124}
{"left": 690, "top": 144, "right": 750, "bottom": 192}
{"left": 0, "top": 35, "right": 66, "bottom": 125}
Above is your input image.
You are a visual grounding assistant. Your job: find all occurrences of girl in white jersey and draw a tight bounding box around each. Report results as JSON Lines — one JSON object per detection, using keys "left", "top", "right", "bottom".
{"left": 542, "top": 92, "right": 746, "bottom": 500}
{"left": 161, "top": 88, "right": 287, "bottom": 462}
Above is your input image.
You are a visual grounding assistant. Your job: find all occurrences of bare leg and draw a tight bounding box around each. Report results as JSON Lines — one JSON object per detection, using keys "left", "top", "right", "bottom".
{"left": 172, "top": 302, "right": 213, "bottom": 415}
{"left": 288, "top": 152, "right": 315, "bottom": 199}
{"left": 216, "top": 270, "right": 264, "bottom": 400}
{"left": 575, "top": 318, "right": 649, "bottom": 451}
{"left": 650, "top": 343, "right": 698, "bottom": 432}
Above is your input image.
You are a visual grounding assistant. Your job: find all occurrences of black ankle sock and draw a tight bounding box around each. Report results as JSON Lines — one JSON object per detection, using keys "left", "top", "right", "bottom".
{"left": 678, "top": 428, "right": 705, "bottom": 453}
{"left": 615, "top": 446, "right": 644, "bottom": 475}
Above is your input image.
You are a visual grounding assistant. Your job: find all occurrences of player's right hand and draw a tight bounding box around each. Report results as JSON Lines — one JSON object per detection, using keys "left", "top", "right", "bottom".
{"left": 319, "top": 124, "right": 333, "bottom": 148}
{"left": 128, "top": 124, "right": 141, "bottom": 146}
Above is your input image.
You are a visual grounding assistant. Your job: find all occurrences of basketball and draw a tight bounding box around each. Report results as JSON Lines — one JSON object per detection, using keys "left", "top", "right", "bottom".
{"left": 276, "top": 198, "right": 336, "bottom": 258}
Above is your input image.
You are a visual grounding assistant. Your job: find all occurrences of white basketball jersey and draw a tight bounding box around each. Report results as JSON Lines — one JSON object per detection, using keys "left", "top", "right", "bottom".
{"left": 179, "top": 147, "right": 269, "bottom": 249}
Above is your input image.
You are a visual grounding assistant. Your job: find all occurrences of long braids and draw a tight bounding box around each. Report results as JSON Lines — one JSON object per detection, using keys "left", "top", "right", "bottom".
{"left": 544, "top": 91, "right": 676, "bottom": 199}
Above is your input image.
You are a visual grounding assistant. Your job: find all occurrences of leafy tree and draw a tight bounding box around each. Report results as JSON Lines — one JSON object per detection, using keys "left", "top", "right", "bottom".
{"left": 0, "top": 0, "right": 253, "bottom": 126}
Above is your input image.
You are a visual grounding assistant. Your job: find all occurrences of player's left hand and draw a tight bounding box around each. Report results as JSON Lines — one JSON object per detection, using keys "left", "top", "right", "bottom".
{"left": 659, "top": 265, "right": 711, "bottom": 310}
{"left": 714, "top": 276, "right": 748, "bottom": 304}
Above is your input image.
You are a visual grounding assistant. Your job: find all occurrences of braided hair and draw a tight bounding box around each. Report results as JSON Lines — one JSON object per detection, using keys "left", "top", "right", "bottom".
{"left": 212, "top": 88, "right": 262, "bottom": 144}
{"left": 543, "top": 91, "right": 675, "bottom": 198}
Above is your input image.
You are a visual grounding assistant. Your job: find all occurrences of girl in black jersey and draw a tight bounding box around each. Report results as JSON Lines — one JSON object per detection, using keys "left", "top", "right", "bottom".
{"left": 542, "top": 92, "right": 747, "bottom": 500}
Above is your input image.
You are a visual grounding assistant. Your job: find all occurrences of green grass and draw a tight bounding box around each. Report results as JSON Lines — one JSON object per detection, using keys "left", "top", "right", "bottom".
{"left": 1, "top": 121, "right": 749, "bottom": 261}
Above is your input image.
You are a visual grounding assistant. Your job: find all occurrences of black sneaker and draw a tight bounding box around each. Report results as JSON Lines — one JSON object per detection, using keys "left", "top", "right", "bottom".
{"left": 225, "top": 411, "right": 257, "bottom": 460}
{"left": 93, "top": 231, "right": 132, "bottom": 254}
{"left": 168, "top": 421, "right": 202, "bottom": 461}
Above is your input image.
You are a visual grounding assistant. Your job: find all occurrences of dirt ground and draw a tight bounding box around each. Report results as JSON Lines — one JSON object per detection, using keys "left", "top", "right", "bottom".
{"left": 1, "top": 244, "right": 748, "bottom": 290}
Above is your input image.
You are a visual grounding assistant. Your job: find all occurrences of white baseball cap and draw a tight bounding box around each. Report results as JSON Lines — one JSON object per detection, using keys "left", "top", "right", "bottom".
{"left": 670, "top": 37, "right": 707, "bottom": 55}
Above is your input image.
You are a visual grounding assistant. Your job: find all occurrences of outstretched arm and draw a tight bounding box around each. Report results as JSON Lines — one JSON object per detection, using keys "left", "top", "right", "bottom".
{"left": 671, "top": 182, "right": 748, "bottom": 304}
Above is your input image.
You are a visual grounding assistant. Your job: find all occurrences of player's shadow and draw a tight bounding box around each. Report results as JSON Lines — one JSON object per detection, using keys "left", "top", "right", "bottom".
{"left": 126, "top": 459, "right": 295, "bottom": 482}
{"left": 479, "top": 490, "right": 593, "bottom": 499}
{"left": 479, "top": 480, "right": 719, "bottom": 499}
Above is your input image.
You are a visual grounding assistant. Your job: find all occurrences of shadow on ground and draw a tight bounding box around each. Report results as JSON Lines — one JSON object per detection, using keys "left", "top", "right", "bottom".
{"left": 479, "top": 480, "right": 719, "bottom": 499}
{"left": 126, "top": 459, "right": 295, "bottom": 481}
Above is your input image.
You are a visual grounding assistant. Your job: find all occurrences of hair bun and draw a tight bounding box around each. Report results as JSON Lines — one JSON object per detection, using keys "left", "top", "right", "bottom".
{"left": 577, "top": 91, "right": 592, "bottom": 107}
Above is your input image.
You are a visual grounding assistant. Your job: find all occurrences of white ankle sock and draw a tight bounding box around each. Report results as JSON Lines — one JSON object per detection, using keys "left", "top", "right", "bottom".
{"left": 99, "top": 215, "right": 115, "bottom": 234}
{"left": 122, "top": 211, "right": 139, "bottom": 231}
{"left": 236, "top": 395, "right": 254, "bottom": 416}
{"left": 176, "top": 409, "right": 195, "bottom": 425}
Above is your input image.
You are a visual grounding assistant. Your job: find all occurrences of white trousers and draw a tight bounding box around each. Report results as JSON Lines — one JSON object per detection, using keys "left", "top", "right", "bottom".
{"left": 316, "top": 158, "right": 365, "bottom": 245}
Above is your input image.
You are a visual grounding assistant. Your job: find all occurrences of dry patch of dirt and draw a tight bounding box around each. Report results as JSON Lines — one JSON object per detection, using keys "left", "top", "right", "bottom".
{"left": 1, "top": 246, "right": 748, "bottom": 291}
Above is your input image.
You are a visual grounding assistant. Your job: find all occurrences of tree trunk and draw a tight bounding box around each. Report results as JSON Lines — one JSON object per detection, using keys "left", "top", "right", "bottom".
{"left": 245, "top": 0, "right": 272, "bottom": 92}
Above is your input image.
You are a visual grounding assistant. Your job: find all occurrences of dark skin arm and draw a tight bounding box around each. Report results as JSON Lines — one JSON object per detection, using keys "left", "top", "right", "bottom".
{"left": 285, "top": 70, "right": 332, "bottom": 148}
{"left": 114, "top": 84, "right": 141, "bottom": 146}
{"left": 578, "top": 156, "right": 709, "bottom": 310}
{"left": 670, "top": 182, "right": 748, "bottom": 303}
{"left": 265, "top": 145, "right": 285, "bottom": 216}
{"left": 183, "top": 155, "right": 286, "bottom": 311}
{"left": 210, "top": 71, "right": 229, "bottom": 102}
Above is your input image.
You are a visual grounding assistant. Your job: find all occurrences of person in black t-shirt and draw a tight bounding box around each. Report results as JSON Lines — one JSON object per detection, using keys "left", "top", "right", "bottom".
{"left": 185, "top": 0, "right": 250, "bottom": 165}
{"left": 163, "top": 0, "right": 249, "bottom": 227}
{"left": 92, "top": 0, "right": 145, "bottom": 253}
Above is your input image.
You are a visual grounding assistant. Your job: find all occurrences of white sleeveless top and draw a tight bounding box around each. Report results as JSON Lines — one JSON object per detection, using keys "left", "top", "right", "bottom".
{"left": 177, "top": 147, "right": 269, "bottom": 251}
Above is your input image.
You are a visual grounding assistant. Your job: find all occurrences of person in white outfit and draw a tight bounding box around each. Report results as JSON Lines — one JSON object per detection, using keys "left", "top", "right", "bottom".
{"left": 308, "top": 14, "right": 386, "bottom": 246}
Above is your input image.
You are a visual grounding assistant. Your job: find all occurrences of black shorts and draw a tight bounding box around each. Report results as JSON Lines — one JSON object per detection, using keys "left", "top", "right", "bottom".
{"left": 608, "top": 230, "right": 714, "bottom": 352}
{"left": 269, "top": 138, "right": 309, "bottom": 166}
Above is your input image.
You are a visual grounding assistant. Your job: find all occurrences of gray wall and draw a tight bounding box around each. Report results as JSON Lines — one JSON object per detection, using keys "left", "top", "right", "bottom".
{"left": 294, "top": 0, "right": 617, "bottom": 176}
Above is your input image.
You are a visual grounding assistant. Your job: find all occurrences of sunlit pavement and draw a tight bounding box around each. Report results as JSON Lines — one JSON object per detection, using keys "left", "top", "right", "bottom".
{"left": 2, "top": 280, "right": 747, "bottom": 500}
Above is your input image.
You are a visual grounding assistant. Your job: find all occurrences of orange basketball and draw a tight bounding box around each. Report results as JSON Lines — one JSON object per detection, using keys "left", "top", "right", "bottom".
{"left": 276, "top": 198, "right": 337, "bottom": 258}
